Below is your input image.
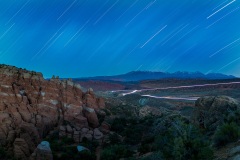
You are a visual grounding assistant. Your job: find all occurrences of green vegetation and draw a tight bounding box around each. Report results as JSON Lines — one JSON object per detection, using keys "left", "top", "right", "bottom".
{"left": 101, "top": 145, "right": 133, "bottom": 160}
{"left": 211, "top": 109, "right": 240, "bottom": 147}
{"left": 152, "top": 120, "right": 213, "bottom": 160}
{"left": 224, "top": 109, "right": 240, "bottom": 124}
{"left": 140, "top": 152, "right": 163, "bottom": 160}
{"left": 108, "top": 133, "right": 121, "bottom": 145}
{"left": 44, "top": 134, "right": 96, "bottom": 160}
{"left": 46, "top": 103, "right": 240, "bottom": 159}
{"left": 213, "top": 122, "right": 240, "bottom": 147}
{"left": 103, "top": 104, "right": 214, "bottom": 160}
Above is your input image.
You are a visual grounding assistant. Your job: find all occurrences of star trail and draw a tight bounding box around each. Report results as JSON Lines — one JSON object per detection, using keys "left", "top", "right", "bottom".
{"left": 0, "top": 0, "right": 239, "bottom": 78}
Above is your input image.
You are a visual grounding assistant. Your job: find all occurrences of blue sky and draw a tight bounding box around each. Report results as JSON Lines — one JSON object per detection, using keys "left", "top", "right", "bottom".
{"left": 0, "top": 0, "right": 240, "bottom": 78}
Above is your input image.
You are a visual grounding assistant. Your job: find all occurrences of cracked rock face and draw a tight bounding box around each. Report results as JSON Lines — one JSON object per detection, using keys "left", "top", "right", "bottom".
{"left": 0, "top": 64, "right": 105, "bottom": 159}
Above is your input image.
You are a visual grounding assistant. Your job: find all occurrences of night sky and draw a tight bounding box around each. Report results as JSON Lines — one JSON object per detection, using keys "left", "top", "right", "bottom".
{"left": 0, "top": 0, "right": 240, "bottom": 78}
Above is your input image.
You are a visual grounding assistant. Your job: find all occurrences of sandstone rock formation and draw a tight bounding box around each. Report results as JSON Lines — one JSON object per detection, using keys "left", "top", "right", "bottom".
{"left": 83, "top": 106, "right": 99, "bottom": 128}
{"left": 193, "top": 96, "right": 240, "bottom": 132}
{"left": 13, "top": 138, "right": 30, "bottom": 159}
{"left": 0, "top": 64, "right": 105, "bottom": 159}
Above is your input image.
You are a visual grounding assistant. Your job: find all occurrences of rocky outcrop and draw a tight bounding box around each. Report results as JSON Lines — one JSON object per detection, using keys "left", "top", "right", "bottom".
{"left": 193, "top": 96, "right": 240, "bottom": 132}
{"left": 13, "top": 138, "right": 30, "bottom": 159}
{"left": 30, "top": 141, "right": 53, "bottom": 160}
{"left": 0, "top": 64, "right": 105, "bottom": 158}
{"left": 83, "top": 106, "right": 99, "bottom": 128}
{"left": 139, "top": 105, "right": 163, "bottom": 117}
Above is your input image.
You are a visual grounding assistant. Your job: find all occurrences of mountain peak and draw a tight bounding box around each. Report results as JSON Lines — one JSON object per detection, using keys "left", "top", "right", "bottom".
{"left": 76, "top": 71, "right": 236, "bottom": 82}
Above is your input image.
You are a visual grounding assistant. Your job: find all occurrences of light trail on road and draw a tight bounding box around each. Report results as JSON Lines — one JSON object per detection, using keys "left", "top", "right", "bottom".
{"left": 111, "top": 81, "right": 240, "bottom": 97}
{"left": 142, "top": 95, "right": 199, "bottom": 101}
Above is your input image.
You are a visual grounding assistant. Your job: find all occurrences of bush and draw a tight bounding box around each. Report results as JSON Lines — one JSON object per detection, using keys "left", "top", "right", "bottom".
{"left": 224, "top": 109, "right": 240, "bottom": 124}
{"left": 213, "top": 122, "right": 240, "bottom": 147}
{"left": 75, "top": 150, "right": 96, "bottom": 160}
{"left": 140, "top": 152, "right": 163, "bottom": 160}
{"left": 109, "top": 133, "right": 121, "bottom": 145}
{"left": 101, "top": 145, "right": 132, "bottom": 160}
{"left": 111, "top": 117, "right": 127, "bottom": 133}
{"left": 138, "top": 144, "right": 152, "bottom": 154}
{"left": 123, "top": 126, "right": 143, "bottom": 145}
{"left": 138, "top": 135, "right": 155, "bottom": 154}
{"left": 153, "top": 119, "right": 213, "bottom": 160}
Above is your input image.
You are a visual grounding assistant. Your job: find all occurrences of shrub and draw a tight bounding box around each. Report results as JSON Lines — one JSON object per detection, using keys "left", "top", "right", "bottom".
{"left": 111, "top": 117, "right": 127, "bottom": 133}
{"left": 138, "top": 144, "right": 152, "bottom": 154}
{"left": 153, "top": 120, "right": 213, "bottom": 160}
{"left": 124, "top": 126, "right": 143, "bottom": 145}
{"left": 75, "top": 150, "right": 96, "bottom": 160}
{"left": 213, "top": 122, "right": 240, "bottom": 147}
{"left": 224, "top": 109, "right": 240, "bottom": 124}
{"left": 109, "top": 133, "right": 121, "bottom": 145}
{"left": 101, "top": 145, "right": 132, "bottom": 160}
{"left": 138, "top": 135, "right": 155, "bottom": 154}
{"left": 140, "top": 152, "right": 163, "bottom": 160}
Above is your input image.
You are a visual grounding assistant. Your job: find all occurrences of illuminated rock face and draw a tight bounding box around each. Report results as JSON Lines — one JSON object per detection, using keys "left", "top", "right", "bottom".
{"left": 0, "top": 64, "right": 105, "bottom": 159}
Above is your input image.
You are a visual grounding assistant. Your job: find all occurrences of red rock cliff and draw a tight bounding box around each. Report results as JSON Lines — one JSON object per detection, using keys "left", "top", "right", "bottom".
{"left": 0, "top": 64, "right": 105, "bottom": 158}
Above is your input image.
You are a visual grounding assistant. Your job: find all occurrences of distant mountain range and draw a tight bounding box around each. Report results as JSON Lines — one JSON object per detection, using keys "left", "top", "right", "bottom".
{"left": 73, "top": 71, "right": 237, "bottom": 82}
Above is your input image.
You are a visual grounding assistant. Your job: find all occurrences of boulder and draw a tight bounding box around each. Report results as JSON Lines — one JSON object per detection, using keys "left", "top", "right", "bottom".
{"left": 72, "top": 115, "right": 89, "bottom": 128}
{"left": 81, "top": 127, "right": 89, "bottom": 133}
{"left": 193, "top": 96, "right": 240, "bottom": 132}
{"left": 59, "top": 125, "right": 66, "bottom": 138}
{"left": 100, "top": 122, "right": 111, "bottom": 133}
{"left": 66, "top": 125, "right": 73, "bottom": 133}
{"left": 77, "top": 145, "right": 90, "bottom": 152}
{"left": 73, "top": 131, "right": 80, "bottom": 143}
{"left": 93, "top": 128, "right": 103, "bottom": 140}
{"left": 30, "top": 141, "right": 53, "bottom": 160}
{"left": 66, "top": 125, "right": 73, "bottom": 138}
{"left": 83, "top": 107, "right": 99, "bottom": 128}
{"left": 7, "top": 130, "right": 16, "bottom": 144}
{"left": 87, "top": 130, "right": 94, "bottom": 135}
{"left": 13, "top": 138, "right": 30, "bottom": 160}
{"left": 82, "top": 133, "right": 93, "bottom": 141}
